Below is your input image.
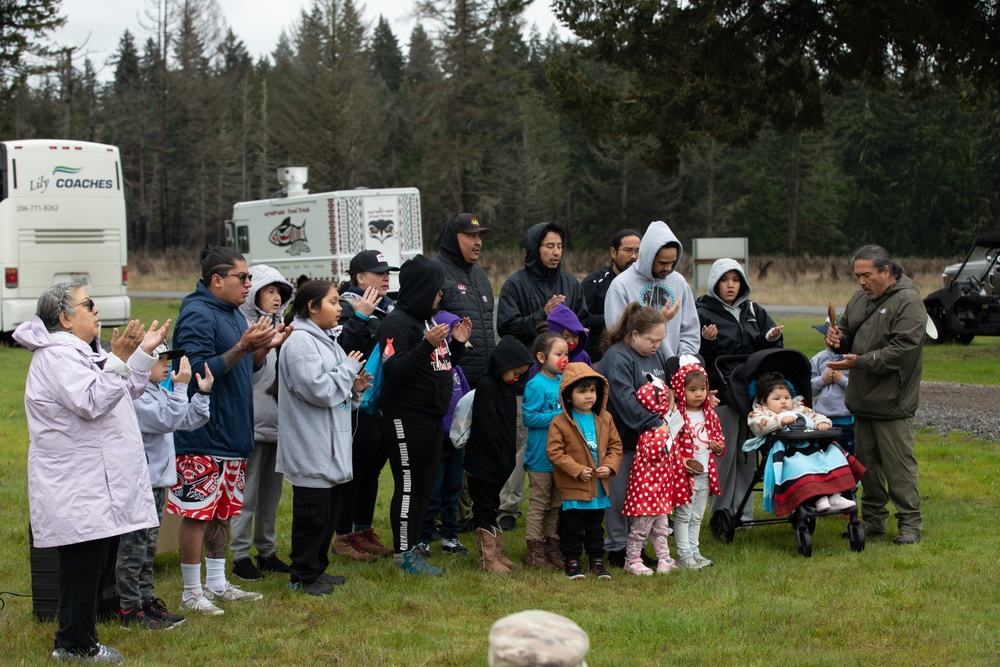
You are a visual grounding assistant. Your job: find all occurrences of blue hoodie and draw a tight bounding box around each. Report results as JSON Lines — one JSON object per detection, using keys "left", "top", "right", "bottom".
{"left": 173, "top": 280, "right": 257, "bottom": 458}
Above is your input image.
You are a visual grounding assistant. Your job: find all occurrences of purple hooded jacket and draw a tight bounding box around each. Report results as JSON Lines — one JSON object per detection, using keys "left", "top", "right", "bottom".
{"left": 436, "top": 310, "right": 471, "bottom": 435}
{"left": 527, "top": 303, "right": 592, "bottom": 380}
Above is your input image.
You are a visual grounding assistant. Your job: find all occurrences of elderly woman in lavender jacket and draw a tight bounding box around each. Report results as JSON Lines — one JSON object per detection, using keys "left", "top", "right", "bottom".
{"left": 14, "top": 282, "right": 168, "bottom": 664}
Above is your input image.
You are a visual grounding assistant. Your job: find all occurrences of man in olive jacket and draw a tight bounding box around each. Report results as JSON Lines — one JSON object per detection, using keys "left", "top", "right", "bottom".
{"left": 826, "top": 245, "right": 926, "bottom": 545}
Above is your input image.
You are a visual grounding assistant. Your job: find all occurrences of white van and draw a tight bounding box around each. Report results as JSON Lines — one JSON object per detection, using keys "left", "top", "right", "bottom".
{"left": 0, "top": 140, "right": 129, "bottom": 333}
{"left": 230, "top": 169, "right": 423, "bottom": 292}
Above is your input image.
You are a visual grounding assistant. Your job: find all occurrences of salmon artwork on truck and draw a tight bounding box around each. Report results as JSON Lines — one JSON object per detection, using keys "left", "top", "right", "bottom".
{"left": 0, "top": 140, "right": 130, "bottom": 334}
{"left": 229, "top": 167, "right": 423, "bottom": 292}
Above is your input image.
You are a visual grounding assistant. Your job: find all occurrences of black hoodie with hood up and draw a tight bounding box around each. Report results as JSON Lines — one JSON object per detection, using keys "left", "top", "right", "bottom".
{"left": 497, "top": 222, "right": 590, "bottom": 350}
{"left": 377, "top": 254, "right": 466, "bottom": 425}
{"left": 463, "top": 335, "right": 533, "bottom": 484}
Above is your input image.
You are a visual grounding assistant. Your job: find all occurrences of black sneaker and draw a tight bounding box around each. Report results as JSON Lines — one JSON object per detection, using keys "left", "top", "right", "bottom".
{"left": 257, "top": 553, "right": 291, "bottom": 574}
{"left": 119, "top": 605, "right": 174, "bottom": 630}
{"left": 233, "top": 556, "right": 263, "bottom": 581}
{"left": 441, "top": 537, "right": 469, "bottom": 555}
{"left": 290, "top": 580, "right": 334, "bottom": 596}
{"left": 589, "top": 558, "right": 612, "bottom": 580}
{"left": 564, "top": 559, "right": 586, "bottom": 580}
{"left": 605, "top": 549, "right": 626, "bottom": 568}
{"left": 318, "top": 572, "right": 346, "bottom": 586}
{"left": 497, "top": 515, "right": 517, "bottom": 532}
{"left": 143, "top": 597, "right": 185, "bottom": 626}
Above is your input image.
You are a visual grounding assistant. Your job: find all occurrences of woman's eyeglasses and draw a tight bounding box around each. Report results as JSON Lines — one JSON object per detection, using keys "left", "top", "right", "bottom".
{"left": 74, "top": 298, "right": 96, "bottom": 312}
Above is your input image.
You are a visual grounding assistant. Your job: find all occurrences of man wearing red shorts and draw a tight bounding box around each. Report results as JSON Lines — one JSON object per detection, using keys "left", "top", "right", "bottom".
{"left": 169, "top": 246, "right": 289, "bottom": 614}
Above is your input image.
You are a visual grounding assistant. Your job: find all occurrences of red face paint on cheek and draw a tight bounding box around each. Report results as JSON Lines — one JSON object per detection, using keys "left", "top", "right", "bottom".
{"left": 506, "top": 376, "right": 519, "bottom": 385}
{"left": 556, "top": 357, "right": 569, "bottom": 372}
{"left": 566, "top": 341, "right": 577, "bottom": 351}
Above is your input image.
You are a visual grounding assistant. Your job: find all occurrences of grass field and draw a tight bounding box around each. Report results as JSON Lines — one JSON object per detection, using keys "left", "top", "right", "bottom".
{"left": 0, "top": 304, "right": 997, "bottom": 665}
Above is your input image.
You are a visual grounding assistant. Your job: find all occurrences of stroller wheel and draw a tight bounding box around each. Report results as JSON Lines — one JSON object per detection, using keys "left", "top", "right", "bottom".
{"left": 710, "top": 509, "right": 736, "bottom": 543}
{"left": 795, "top": 525, "right": 812, "bottom": 558}
{"left": 847, "top": 520, "right": 866, "bottom": 553}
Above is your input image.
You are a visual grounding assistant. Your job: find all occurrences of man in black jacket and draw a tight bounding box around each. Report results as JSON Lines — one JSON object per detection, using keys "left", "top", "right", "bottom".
{"left": 495, "top": 222, "right": 590, "bottom": 529}
{"left": 581, "top": 229, "right": 641, "bottom": 363}
{"left": 434, "top": 213, "right": 495, "bottom": 388}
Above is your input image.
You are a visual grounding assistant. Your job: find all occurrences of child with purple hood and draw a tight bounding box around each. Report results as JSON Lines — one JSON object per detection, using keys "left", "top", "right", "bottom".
{"left": 528, "top": 304, "right": 592, "bottom": 379}
{"left": 417, "top": 310, "right": 472, "bottom": 557}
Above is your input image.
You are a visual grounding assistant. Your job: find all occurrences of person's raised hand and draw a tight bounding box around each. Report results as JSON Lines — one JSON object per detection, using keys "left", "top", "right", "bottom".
{"left": 825, "top": 323, "right": 842, "bottom": 350}
{"left": 354, "top": 370, "right": 373, "bottom": 393}
{"left": 141, "top": 319, "right": 170, "bottom": 355}
{"left": 425, "top": 323, "right": 449, "bottom": 347}
{"left": 172, "top": 356, "right": 193, "bottom": 385}
{"left": 354, "top": 286, "right": 380, "bottom": 317}
{"left": 347, "top": 350, "right": 365, "bottom": 364}
{"left": 702, "top": 324, "right": 718, "bottom": 341}
{"left": 267, "top": 321, "right": 292, "bottom": 349}
{"left": 239, "top": 316, "right": 275, "bottom": 354}
{"left": 543, "top": 294, "right": 565, "bottom": 315}
{"left": 452, "top": 317, "right": 472, "bottom": 344}
{"left": 111, "top": 320, "right": 145, "bottom": 361}
{"left": 661, "top": 296, "right": 682, "bottom": 322}
{"left": 195, "top": 363, "right": 214, "bottom": 393}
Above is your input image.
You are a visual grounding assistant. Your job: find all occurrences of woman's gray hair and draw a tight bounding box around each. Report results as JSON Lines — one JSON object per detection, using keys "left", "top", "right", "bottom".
{"left": 36, "top": 282, "right": 84, "bottom": 333}
{"left": 851, "top": 245, "right": 904, "bottom": 280}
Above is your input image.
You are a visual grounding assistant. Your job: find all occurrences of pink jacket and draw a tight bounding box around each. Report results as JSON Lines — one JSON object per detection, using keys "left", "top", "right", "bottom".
{"left": 14, "top": 317, "right": 159, "bottom": 548}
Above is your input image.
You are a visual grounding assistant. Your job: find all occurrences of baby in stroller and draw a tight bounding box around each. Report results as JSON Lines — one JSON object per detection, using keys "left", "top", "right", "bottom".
{"left": 746, "top": 371, "right": 863, "bottom": 517}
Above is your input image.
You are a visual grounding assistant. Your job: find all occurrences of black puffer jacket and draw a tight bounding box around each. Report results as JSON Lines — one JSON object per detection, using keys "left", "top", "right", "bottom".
{"left": 497, "top": 222, "right": 590, "bottom": 350}
{"left": 463, "top": 335, "right": 533, "bottom": 484}
{"left": 433, "top": 215, "right": 496, "bottom": 388}
{"left": 377, "top": 255, "right": 466, "bottom": 425}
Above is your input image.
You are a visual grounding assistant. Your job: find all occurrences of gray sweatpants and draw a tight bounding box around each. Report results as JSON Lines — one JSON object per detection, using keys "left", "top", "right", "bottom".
{"left": 230, "top": 440, "right": 284, "bottom": 560}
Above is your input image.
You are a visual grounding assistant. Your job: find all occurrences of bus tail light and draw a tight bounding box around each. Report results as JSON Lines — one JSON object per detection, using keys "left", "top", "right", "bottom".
{"left": 122, "top": 266, "right": 128, "bottom": 286}
{"left": 4, "top": 267, "right": 16, "bottom": 288}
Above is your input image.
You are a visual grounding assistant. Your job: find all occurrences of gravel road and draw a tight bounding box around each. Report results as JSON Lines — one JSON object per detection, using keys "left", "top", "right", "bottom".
{"left": 917, "top": 382, "right": 1000, "bottom": 442}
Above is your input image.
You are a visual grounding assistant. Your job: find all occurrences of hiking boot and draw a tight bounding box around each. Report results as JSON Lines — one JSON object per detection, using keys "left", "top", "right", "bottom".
{"left": 658, "top": 557, "right": 679, "bottom": 573}
{"left": 232, "top": 556, "right": 263, "bottom": 581}
{"left": 564, "top": 559, "right": 585, "bottom": 580}
{"left": 119, "top": 604, "right": 174, "bottom": 630}
{"left": 290, "top": 580, "right": 334, "bottom": 596}
{"left": 497, "top": 515, "right": 517, "bottom": 532}
{"left": 441, "top": 537, "right": 469, "bottom": 555}
{"left": 178, "top": 592, "right": 224, "bottom": 616}
{"left": 52, "top": 644, "right": 123, "bottom": 664}
{"left": 204, "top": 582, "right": 264, "bottom": 602}
{"left": 356, "top": 528, "right": 394, "bottom": 557}
{"left": 893, "top": 531, "right": 921, "bottom": 545}
{"left": 142, "top": 597, "right": 185, "bottom": 626}
{"left": 256, "top": 553, "right": 291, "bottom": 574}
{"left": 605, "top": 549, "right": 626, "bottom": 568}
{"left": 332, "top": 533, "right": 378, "bottom": 562}
{"left": 393, "top": 548, "right": 444, "bottom": 576}
{"left": 589, "top": 558, "right": 612, "bottom": 580}
{"left": 623, "top": 559, "right": 653, "bottom": 576}
{"left": 318, "top": 572, "right": 346, "bottom": 586}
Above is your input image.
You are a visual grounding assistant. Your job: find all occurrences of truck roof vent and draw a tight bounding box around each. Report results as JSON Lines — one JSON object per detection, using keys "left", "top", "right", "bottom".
{"left": 277, "top": 167, "right": 308, "bottom": 197}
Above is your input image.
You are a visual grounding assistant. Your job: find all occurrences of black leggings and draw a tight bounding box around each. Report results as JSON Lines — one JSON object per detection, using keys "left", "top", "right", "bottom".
{"left": 380, "top": 415, "right": 443, "bottom": 553}
{"left": 336, "top": 410, "right": 388, "bottom": 534}
{"left": 467, "top": 475, "right": 504, "bottom": 531}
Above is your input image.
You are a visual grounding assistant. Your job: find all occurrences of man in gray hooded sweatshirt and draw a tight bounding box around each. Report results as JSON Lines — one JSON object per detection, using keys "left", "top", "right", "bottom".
{"left": 603, "top": 220, "right": 700, "bottom": 357}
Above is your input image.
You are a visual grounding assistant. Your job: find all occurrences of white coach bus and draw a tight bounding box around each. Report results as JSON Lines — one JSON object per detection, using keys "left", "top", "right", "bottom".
{"left": 0, "top": 140, "right": 129, "bottom": 333}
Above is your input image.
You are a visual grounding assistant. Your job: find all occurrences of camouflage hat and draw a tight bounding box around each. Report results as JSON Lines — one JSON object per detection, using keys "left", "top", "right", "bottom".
{"left": 488, "top": 610, "right": 589, "bottom": 667}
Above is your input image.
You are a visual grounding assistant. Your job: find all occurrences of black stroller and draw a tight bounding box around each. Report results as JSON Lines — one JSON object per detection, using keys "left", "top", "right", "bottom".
{"left": 707, "top": 348, "right": 866, "bottom": 557}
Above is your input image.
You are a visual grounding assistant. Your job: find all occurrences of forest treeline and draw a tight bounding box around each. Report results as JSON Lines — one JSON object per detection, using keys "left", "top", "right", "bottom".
{"left": 3, "top": 0, "right": 999, "bottom": 257}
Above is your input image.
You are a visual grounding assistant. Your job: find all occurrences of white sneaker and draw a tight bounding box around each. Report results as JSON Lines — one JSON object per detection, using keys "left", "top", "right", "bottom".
{"left": 203, "top": 582, "right": 263, "bottom": 602}
{"left": 692, "top": 552, "right": 714, "bottom": 568}
{"left": 677, "top": 557, "right": 701, "bottom": 570}
{"left": 179, "top": 593, "right": 224, "bottom": 616}
{"left": 814, "top": 496, "right": 832, "bottom": 512}
{"left": 827, "top": 493, "right": 857, "bottom": 511}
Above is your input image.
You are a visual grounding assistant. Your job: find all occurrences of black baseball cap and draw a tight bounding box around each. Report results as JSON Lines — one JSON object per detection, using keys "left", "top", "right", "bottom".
{"left": 451, "top": 213, "right": 491, "bottom": 234}
{"left": 153, "top": 343, "right": 185, "bottom": 360}
{"left": 349, "top": 250, "right": 399, "bottom": 274}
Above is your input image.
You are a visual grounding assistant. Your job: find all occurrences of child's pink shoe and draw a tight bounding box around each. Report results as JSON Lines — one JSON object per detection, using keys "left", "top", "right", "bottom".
{"left": 657, "top": 558, "right": 678, "bottom": 574}
{"left": 623, "top": 559, "right": 653, "bottom": 576}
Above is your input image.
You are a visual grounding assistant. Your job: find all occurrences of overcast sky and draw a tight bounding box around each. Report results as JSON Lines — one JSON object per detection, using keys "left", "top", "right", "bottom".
{"left": 52, "top": 0, "right": 567, "bottom": 81}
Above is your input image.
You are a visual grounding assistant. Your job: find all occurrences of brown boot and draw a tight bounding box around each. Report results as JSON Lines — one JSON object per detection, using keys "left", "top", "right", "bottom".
{"left": 332, "top": 533, "right": 378, "bottom": 562}
{"left": 354, "top": 528, "right": 393, "bottom": 557}
{"left": 494, "top": 527, "right": 521, "bottom": 571}
{"left": 544, "top": 536, "right": 565, "bottom": 569}
{"left": 476, "top": 527, "right": 512, "bottom": 575}
{"left": 524, "top": 538, "right": 559, "bottom": 570}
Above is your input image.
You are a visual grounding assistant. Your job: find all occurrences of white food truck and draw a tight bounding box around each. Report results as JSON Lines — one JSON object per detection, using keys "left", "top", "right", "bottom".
{"left": 0, "top": 139, "right": 129, "bottom": 333}
{"left": 229, "top": 168, "right": 423, "bottom": 291}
